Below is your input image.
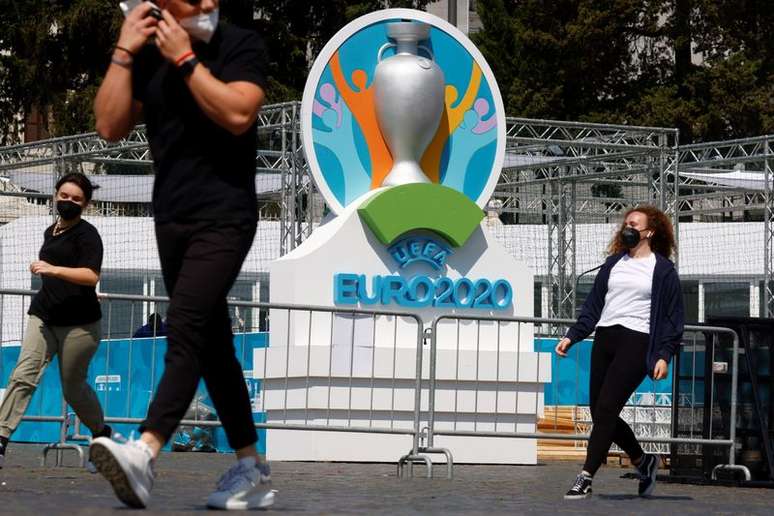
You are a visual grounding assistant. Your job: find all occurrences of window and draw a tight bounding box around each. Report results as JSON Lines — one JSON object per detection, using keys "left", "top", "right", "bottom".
{"left": 681, "top": 280, "right": 699, "bottom": 324}
{"left": 534, "top": 281, "right": 542, "bottom": 317}
{"left": 99, "top": 272, "right": 146, "bottom": 339}
{"left": 574, "top": 279, "right": 595, "bottom": 318}
{"left": 704, "top": 282, "right": 750, "bottom": 319}
{"left": 761, "top": 281, "right": 773, "bottom": 319}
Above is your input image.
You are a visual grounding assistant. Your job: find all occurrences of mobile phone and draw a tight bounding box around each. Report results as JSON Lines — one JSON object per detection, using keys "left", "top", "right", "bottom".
{"left": 149, "top": 7, "right": 162, "bottom": 20}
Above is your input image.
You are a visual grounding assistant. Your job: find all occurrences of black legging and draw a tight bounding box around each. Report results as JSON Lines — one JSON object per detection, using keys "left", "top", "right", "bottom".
{"left": 140, "top": 219, "right": 257, "bottom": 450}
{"left": 583, "top": 324, "right": 648, "bottom": 475}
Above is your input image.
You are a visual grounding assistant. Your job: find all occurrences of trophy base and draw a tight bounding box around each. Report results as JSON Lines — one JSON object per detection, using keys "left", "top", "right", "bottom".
{"left": 381, "top": 161, "right": 431, "bottom": 187}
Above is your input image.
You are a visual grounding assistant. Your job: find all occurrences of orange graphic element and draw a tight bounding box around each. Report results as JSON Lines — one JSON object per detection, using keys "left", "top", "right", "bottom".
{"left": 329, "top": 51, "right": 393, "bottom": 189}
{"left": 420, "top": 62, "right": 482, "bottom": 183}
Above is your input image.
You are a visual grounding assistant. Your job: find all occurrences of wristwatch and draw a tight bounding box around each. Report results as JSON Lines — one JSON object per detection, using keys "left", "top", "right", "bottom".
{"left": 179, "top": 56, "right": 200, "bottom": 77}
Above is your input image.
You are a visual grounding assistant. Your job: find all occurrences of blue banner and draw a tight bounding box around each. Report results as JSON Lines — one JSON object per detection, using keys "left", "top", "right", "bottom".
{"left": 0, "top": 333, "right": 268, "bottom": 453}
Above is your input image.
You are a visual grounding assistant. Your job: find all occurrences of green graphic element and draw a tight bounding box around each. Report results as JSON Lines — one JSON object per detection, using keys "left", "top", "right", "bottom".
{"left": 358, "top": 184, "right": 484, "bottom": 247}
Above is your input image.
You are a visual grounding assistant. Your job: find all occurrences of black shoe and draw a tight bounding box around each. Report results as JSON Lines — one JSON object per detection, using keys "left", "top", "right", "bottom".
{"left": 0, "top": 435, "right": 7, "bottom": 469}
{"left": 564, "top": 473, "right": 593, "bottom": 499}
{"left": 637, "top": 453, "right": 660, "bottom": 497}
{"left": 94, "top": 424, "right": 113, "bottom": 439}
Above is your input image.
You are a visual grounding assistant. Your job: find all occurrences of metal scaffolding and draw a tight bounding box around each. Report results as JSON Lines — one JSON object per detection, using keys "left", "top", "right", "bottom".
{"left": 0, "top": 102, "right": 770, "bottom": 318}
{"left": 669, "top": 135, "right": 774, "bottom": 318}
{"left": 499, "top": 118, "right": 678, "bottom": 324}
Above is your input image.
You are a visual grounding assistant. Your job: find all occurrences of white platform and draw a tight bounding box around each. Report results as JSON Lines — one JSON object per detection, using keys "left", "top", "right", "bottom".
{"left": 264, "top": 191, "right": 550, "bottom": 464}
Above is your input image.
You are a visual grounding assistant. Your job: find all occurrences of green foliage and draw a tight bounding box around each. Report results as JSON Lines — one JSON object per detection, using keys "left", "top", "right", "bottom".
{"left": 0, "top": 0, "right": 429, "bottom": 143}
{"left": 473, "top": 0, "right": 773, "bottom": 142}
{"left": 0, "top": 0, "right": 769, "bottom": 144}
{"left": 250, "top": 1, "right": 429, "bottom": 102}
{"left": 0, "top": 0, "right": 120, "bottom": 143}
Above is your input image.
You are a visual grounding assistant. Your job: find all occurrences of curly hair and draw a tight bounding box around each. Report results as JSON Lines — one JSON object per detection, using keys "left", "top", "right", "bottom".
{"left": 608, "top": 205, "right": 676, "bottom": 258}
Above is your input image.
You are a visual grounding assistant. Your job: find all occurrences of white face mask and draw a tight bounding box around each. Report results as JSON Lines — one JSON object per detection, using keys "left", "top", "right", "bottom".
{"left": 179, "top": 9, "right": 219, "bottom": 43}
{"left": 118, "top": 1, "right": 219, "bottom": 44}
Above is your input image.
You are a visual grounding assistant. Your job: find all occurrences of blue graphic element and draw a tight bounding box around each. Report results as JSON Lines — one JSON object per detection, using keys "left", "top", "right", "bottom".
{"left": 463, "top": 139, "right": 497, "bottom": 200}
{"left": 1, "top": 334, "right": 268, "bottom": 454}
{"left": 313, "top": 143, "right": 346, "bottom": 206}
{"left": 388, "top": 236, "right": 453, "bottom": 270}
{"left": 313, "top": 106, "right": 371, "bottom": 206}
{"left": 334, "top": 273, "right": 512, "bottom": 310}
{"left": 535, "top": 338, "right": 678, "bottom": 405}
{"left": 441, "top": 109, "right": 497, "bottom": 196}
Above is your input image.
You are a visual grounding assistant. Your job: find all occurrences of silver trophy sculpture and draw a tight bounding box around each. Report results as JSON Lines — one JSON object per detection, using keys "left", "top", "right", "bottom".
{"left": 373, "top": 22, "right": 445, "bottom": 186}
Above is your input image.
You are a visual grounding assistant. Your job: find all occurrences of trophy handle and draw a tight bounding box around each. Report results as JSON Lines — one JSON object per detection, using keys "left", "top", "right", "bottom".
{"left": 377, "top": 43, "right": 397, "bottom": 63}
{"left": 418, "top": 45, "right": 435, "bottom": 61}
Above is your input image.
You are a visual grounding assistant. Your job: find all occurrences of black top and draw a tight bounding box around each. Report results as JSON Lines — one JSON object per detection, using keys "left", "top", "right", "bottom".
{"left": 28, "top": 220, "right": 103, "bottom": 326}
{"left": 132, "top": 23, "right": 268, "bottom": 223}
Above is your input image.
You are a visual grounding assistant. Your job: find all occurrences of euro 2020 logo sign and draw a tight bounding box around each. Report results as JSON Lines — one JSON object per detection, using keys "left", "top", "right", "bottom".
{"left": 301, "top": 9, "right": 506, "bottom": 217}
{"left": 301, "top": 9, "right": 511, "bottom": 311}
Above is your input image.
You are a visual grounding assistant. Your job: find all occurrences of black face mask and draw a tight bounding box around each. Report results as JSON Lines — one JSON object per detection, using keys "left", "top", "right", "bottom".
{"left": 621, "top": 227, "right": 644, "bottom": 249}
{"left": 56, "top": 200, "right": 82, "bottom": 221}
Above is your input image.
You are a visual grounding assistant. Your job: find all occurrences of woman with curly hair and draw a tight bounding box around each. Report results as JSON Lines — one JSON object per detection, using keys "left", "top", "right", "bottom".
{"left": 555, "top": 205, "right": 685, "bottom": 499}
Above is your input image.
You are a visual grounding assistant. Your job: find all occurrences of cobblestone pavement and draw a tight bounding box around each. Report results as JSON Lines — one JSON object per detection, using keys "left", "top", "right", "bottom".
{"left": 1, "top": 444, "right": 772, "bottom": 514}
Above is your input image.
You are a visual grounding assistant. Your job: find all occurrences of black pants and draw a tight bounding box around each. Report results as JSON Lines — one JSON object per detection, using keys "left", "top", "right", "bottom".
{"left": 140, "top": 220, "right": 257, "bottom": 450}
{"left": 583, "top": 325, "right": 648, "bottom": 475}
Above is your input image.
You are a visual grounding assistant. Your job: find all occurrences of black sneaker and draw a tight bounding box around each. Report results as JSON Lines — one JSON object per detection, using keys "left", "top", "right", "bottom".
{"left": 637, "top": 453, "right": 661, "bottom": 497}
{"left": 94, "top": 424, "right": 113, "bottom": 439}
{"left": 564, "top": 473, "right": 593, "bottom": 499}
{"left": 0, "top": 435, "right": 8, "bottom": 469}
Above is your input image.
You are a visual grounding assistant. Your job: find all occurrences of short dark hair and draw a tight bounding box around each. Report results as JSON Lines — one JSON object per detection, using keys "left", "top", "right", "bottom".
{"left": 149, "top": 313, "right": 163, "bottom": 329}
{"left": 55, "top": 173, "right": 95, "bottom": 203}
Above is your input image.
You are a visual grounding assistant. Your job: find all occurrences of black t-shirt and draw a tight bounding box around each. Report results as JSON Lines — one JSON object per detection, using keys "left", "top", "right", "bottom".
{"left": 132, "top": 23, "right": 268, "bottom": 223}
{"left": 28, "top": 220, "right": 103, "bottom": 326}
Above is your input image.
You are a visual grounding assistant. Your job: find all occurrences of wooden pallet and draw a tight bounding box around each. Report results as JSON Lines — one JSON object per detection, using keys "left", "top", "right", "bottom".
{"left": 538, "top": 406, "right": 623, "bottom": 463}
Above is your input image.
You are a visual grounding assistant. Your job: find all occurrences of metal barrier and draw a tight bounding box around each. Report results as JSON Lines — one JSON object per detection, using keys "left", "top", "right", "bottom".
{"left": 0, "top": 289, "right": 428, "bottom": 474}
{"left": 0, "top": 288, "right": 750, "bottom": 481}
{"left": 426, "top": 314, "right": 749, "bottom": 480}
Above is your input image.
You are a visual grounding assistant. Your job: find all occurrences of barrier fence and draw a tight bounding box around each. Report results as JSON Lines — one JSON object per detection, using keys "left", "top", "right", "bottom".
{"left": 0, "top": 289, "right": 749, "bottom": 481}
{"left": 427, "top": 314, "right": 748, "bottom": 480}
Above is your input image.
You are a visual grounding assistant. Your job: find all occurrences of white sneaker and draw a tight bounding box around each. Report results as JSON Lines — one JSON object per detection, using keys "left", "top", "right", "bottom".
{"left": 87, "top": 431, "right": 127, "bottom": 473}
{"left": 89, "top": 437, "right": 155, "bottom": 508}
{"left": 206, "top": 460, "right": 276, "bottom": 510}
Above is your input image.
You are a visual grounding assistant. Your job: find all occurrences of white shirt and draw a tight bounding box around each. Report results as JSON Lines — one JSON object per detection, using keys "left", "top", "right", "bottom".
{"left": 596, "top": 253, "right": 656, "bottom": 334}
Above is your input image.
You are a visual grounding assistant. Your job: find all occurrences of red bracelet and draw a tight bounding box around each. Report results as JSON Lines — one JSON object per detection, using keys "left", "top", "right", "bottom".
{"left": 175, "top": 51, "right": 195, "bottom": 66}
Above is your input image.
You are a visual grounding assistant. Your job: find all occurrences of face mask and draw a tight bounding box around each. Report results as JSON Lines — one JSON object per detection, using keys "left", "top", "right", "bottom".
{"left": 119, "top": 2, "right": 218, "bottom": 44}
{"left": 621, "top": 227, "right": 653, "bottom": 249}
{"left": 57, "top": 200, "right": 83, "bottom": 221}
{"left": 179, "top": 9, "right": 219, "bottom": 43}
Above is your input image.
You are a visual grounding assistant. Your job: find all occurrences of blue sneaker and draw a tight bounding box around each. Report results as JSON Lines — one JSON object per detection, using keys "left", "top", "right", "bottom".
{"left": 207, "top": 460, "right": 276, "bottom": 510}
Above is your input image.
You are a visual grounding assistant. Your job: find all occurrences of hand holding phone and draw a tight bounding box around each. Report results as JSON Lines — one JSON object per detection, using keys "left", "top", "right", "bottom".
{"left": 116, "top": 2, "right": 160, "bottom": 55}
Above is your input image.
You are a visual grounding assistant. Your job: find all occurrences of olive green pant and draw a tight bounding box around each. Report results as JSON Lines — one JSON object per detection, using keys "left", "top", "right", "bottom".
{"left": 0, "top": 315, "right": 105, "bottom": 439}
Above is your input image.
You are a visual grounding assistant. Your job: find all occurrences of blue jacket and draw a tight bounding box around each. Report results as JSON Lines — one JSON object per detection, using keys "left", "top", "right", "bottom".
{"left": 565, "top": 251, "right": 685, "bottom": 378}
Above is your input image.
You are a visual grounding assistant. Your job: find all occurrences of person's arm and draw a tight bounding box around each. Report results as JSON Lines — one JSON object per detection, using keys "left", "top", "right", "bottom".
{"left": 555, "top": 264, "right": 610, "bottom": 357}
{"left": 30, "top": 262, "right": 100, "bottom": 287}
{"left": 94, "top": 2, "right": 157, "bottom": 141}
{"left": 564, "top": 267, "right": 607, "bottom": 344}
{"left": 155, "top": 10, "right": 265, "bottom": 135}
{"left": 657, "top": 269, "right": 686, "bottom": 363}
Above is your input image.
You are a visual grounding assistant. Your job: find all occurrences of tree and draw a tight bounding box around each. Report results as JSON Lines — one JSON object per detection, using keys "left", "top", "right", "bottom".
{"left": 251, "top": 1, "right": 430, "bottom": 102}
{"left": 0, "top": 1, "right": 431, "bottom": 143}
{"left": 472, "top": 0, "right": 773, "bottom": 142}
{"left": 0, "top": 0, "right": 120, "bottom": 144}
